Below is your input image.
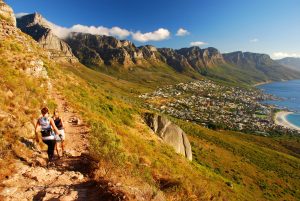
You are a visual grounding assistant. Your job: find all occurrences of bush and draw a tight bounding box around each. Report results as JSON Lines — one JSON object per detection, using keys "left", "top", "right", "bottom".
{"left": 89, "top": 121, "right": 125, "bottom": 167}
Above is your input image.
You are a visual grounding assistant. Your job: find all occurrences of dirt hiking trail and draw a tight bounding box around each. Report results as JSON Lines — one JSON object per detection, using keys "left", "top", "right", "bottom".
{"left": 0, "top": 92, "right": 126, "bottom": 201}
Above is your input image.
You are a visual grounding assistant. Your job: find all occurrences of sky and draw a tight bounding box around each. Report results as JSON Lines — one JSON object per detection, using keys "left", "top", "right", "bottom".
{"left": 6, "top": 0, "right": 300, "bottom": 59}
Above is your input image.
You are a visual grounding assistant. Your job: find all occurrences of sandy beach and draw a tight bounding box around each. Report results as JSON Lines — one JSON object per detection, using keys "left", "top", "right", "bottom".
{"left": 253, "top": 81, "right": 272, "bottom": 87}
{"left": 274, "top": 111, "right": 300, "bottom": 131}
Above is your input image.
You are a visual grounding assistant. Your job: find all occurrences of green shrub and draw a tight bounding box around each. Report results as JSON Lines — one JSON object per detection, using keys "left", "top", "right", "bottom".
{"left": 89, "top": 121, "right": 125, "bottom": 166}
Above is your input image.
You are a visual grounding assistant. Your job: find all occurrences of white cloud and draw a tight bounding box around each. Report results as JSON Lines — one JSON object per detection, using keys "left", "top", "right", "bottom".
{"left": 15, "top": 12, "right": 30, "bottom": 18}
{"left": 131, "top": 28, "right": 170, "bottom": 42}
{"left": 250, "top": 38, "right": 259, "bottom": 43}
{"left": 48, "top": 23, "right": 130, "bottom": 39}
{"left": 176, "top": 28, "right": 190, "bottom": 36}
{"left": 272, "top": 52, "right": 300, "bottom": 59}
{"left": 190, "top": 41, "right": 208, "bottom": 47}
{"left": 109, "top": 27, "right": 131, "bottom": 39}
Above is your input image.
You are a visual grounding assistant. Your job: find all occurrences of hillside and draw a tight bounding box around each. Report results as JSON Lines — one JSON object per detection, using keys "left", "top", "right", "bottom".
{"left": 277, "top": 57, "right": 300, "bottom": 72}
{"left": 1, "top": 1, "right": 300, "bottom": 201}
{"left": 16, "top": 13, "right": 300, "bottom": 85}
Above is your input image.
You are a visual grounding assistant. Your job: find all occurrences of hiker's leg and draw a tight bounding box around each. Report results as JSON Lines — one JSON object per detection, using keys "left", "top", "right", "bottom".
{"left": 55, "top": 143, "right": 59, "bottom": 157}
{"left": 48, "top": 140, "right": 56, "bottom": 161}
{"left": 43, "top": 140, "right": 52, "bottom": 161}
{"left": 61, "top": 141, "right": 64, "bottom": 153}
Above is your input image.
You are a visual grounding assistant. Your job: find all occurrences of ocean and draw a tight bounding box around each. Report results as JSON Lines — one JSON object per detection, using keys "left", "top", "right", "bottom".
{"left": 258, "top": 79, "right": 300, "bottom": 127}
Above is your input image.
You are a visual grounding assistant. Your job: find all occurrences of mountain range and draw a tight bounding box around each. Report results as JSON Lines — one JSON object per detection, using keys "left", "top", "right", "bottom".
{"left": 277, "top": 57, "right": 300, "bottom": 72}
{"left": 16, "top": 12, "right": 300, "bottom": 85}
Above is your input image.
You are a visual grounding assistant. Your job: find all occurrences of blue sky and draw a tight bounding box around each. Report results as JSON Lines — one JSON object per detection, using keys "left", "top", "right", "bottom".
{"left": 7, "top": 0, "right": 300, "bottom": 58}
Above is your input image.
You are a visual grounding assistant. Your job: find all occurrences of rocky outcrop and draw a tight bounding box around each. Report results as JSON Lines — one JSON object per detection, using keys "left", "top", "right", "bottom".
{"left": 223, "top": 51, "right": 274, "bottom": 66}
{"left": 65, "top": 32, "right": 164, "bottom": 68}
{"left": 158, "top": 48, "right": 193, "bottom": 72}
{"left": 0, "top": 0, "right": 16, "bottom": 26}
{"left": 144, "top": 113, "right": 192, "bottom": 161}
{"left": 158, "top": 47, "right": 226, "bottom": 73}
{"left": 16, "top": 13, "right": 78, "bottom": 63}
{"left": 177, "top": 47, "right": 225, "bottom": 70}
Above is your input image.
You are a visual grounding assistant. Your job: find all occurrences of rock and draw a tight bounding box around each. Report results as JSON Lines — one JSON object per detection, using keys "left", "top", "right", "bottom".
{"left": 6, "top": 90, "right": 14, "bottom": 98}
{"left": 0, "top": 1, "right": 16, "bottom": 26}
{"left": 20, "top": 122, "right": 35, "bottom": 138}
{"left": 225, "top": 181, "right": 234, "bottom": 188}
{"left": 25, "top": 59, "right": 48, "bottom": 78}
{"left": 151, "top": 191, "right": 166, "bottom": 201}
{"left": 68, "top": 117, "right": 81, "bottom": 125}
{"left": 144, "top": 113, "right": 192, "bottom": 161}
{"left": 59, "top": 191, "right": 78, "bottom": 201}
{"left": 0, "top": 110, "right": 15, "bottom": 121}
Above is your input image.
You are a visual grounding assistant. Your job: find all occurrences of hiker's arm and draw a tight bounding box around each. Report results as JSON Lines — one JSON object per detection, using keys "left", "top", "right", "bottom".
{"left": 50, "top": 118, "right": 59, "bottom": 134}
{"left": 35, "top": 120, "right": 40, "bottom": 142}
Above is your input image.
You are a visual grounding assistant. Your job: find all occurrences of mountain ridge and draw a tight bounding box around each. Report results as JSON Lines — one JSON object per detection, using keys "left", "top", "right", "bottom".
{"left": 16, "top": 12, "right": 300, "bottom": 84}
{"left": 277, "top": 57, "right": 300, "bottom": 72}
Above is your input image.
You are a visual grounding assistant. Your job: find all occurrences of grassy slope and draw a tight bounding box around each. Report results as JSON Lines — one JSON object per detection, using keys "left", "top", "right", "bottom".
{"left": 47, "top": 62, "right": 237, "bottom": 200}
{"left": 1, "top": 22, "right": 300, "bottom": 200}
{"left": 174, "top": 119, "right": 300, "bottom": 200}
{"left": 50, "top": 62, "right": 300, "bottom": 200}
{"left": 0, "top": 28, "right": 54, "bottom": 180}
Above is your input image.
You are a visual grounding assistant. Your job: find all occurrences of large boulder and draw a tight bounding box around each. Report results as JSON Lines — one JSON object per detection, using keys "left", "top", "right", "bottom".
{"left": 0, "top": 0, "right": 16, "bottom": 26}
{"left": 144, "top": 113, "right": 192, "bottom": 161}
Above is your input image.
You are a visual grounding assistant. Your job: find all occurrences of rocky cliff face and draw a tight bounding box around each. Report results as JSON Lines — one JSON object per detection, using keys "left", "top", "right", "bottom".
{"left": 65, "top": 32, "right": 164, "bottom": 68}
{"left": 177, "top": 47, "right": 225, "bottom": 69}
{"left": 157, "top": 48, "right": 193, "bottom": 72}
{"left": 277, "top": 57, "right": 300, "bottom": 72}
{"left": 0, "top": 0, "right": 16, "bottom": 26}
{"left": 158, "top": 47, "right": 226, "bottom": 73}
{"left": 223, "top": 51, "right": 274, "bottom": 66}
{"left": 17, "top": 13, "right": 78, "bottom": 63}
{"left": 144, "top": 113, "right": 192, "bottom": 161}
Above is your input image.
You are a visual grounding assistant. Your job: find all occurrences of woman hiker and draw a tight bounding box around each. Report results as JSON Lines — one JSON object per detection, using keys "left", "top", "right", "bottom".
{"left": 35, "top": 107, "right": 59, "bottom": 164}
{"left": 53, "top": 109, "right": 66, "bottom": 157}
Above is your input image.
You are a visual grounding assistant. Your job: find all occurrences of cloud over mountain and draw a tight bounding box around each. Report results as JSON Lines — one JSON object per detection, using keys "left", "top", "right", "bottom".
{"left": 176, "top": 28, "right": 190, "bottom": 36}
{"left": 272, "top": 52, "right": 300, "bottom": 59}
{"left": 190, "top": 41, "right": 208, "bottom": 47}
{"left": 131, "top": 28, "right": 171, "bottom": 42}
{"left": 47, "top": 21, "right": 131, "bottom": 39}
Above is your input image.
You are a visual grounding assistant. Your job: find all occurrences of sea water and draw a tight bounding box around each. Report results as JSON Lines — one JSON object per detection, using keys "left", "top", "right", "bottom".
{"left": 258, "top": 79, "right": 300, "bottom": 127}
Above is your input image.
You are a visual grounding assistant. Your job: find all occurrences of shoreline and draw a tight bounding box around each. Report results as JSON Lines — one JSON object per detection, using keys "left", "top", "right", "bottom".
{"left": 274, "top": 111, "right": 300, "bottom": 131}
{"left": 252, "top": 81, "right": 272, "bottom": 87}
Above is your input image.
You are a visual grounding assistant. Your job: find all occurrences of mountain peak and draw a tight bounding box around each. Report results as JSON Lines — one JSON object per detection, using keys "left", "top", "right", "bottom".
{"left": 17, "top": 13, "right": 78, "bottom": 63}
{"left": 17, "top": 12, "right": 50, "bottom": 29}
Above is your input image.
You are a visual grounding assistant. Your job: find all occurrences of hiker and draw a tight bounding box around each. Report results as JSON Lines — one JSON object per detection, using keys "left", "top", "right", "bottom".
{"left": 35, "top": 107, "right": 59, "bottom": 163}
{"left": 53, "top": 109, "right": 66, "bottom": 157}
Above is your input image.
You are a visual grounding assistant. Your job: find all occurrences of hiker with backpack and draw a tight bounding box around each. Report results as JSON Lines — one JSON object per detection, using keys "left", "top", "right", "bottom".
{"left": 35, "top": 107, "right": 60, "bottom": 163}
{"left": 53, "top": 109, "right": 66, "bottom": 157}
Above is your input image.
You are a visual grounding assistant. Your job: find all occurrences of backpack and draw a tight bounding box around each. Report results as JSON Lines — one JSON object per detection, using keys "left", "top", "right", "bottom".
{"left": 39, "top": 116, "right": 52, "bottom": 137}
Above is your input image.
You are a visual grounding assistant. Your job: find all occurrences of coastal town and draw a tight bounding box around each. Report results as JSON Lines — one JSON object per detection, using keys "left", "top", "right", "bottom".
{"left": 140, "top": 80, "right": 299, "bottom": 135}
